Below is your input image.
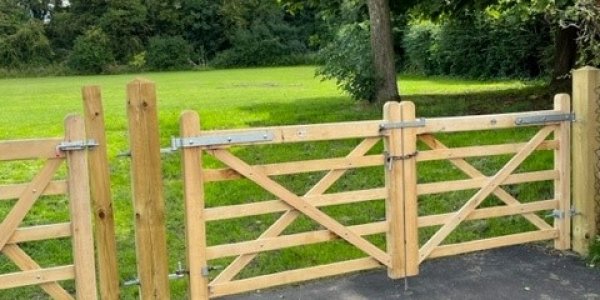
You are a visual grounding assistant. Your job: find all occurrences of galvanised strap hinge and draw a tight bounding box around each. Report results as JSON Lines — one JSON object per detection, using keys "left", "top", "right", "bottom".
{"left": 171, "top": 130, "right": 274, "bottom": 150}
{"left": 379, "top": 118, "right": 426, "bottom": 131}
{"left": 514, "top": 113, "right": 575, "bottom": 126}
{"left": 56, "top": 139, "right": 99, "bottom": 152}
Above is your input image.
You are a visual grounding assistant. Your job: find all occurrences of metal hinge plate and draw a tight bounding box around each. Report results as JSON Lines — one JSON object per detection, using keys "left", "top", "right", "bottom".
{"left": 171, "top": 131, "right": 274, "bottom": 149}
{"left": 514, "top": 113, "right": 575, "bottom": 126}
{"left": 379, "top": 118, "right": 426, "bottom": 131}
{"left": 57, "top": 139, "right": 99, "bottom": 151}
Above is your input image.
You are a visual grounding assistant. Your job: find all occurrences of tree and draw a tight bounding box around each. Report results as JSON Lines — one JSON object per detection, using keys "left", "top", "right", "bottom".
{"left": 367, "top": 0, "right": 400, "bottom": 102}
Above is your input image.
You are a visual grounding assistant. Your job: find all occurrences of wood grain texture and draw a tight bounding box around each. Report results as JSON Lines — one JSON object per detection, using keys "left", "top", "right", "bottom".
{"left": 82, "top": 85, "right": 119, "bottom": 300}
{"left": 126, "top": 79, "right": 170, "bottom": 299}
{"left": 64, "top": 115, "right": 97, "bottom": 300}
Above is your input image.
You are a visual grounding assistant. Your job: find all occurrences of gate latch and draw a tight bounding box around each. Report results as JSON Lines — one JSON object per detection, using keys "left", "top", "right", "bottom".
{"left": 56, "top": 139, "right": 99, "bottom": 152}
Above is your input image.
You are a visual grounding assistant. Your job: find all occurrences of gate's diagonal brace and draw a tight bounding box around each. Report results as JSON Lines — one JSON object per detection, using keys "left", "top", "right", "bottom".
{"left": 211, "top": 138, "right": 380, "bottom": 284}
{"left": 418, "top": 126, "right": 556, "bottom": 262}
{"left": 208, "top": 148, "right": 391, "bottom": 267}
{"left": 0, "top": 159, "right": 62, "bottom": 251}
{"left": 419, "top": 135, "right": 552, "bottom": 231}
{"left": 2, "top": 244, "right": 73, "bottom": 299}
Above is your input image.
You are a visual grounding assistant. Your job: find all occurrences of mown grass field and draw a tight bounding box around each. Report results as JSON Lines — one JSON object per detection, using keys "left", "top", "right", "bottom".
{"left": 0, "top": 66, "right": 559, "bottom": 299}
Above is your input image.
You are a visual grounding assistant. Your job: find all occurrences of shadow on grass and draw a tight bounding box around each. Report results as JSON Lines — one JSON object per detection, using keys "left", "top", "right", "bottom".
{"left": 236, "top": 85, "right": 555, "bottom": 128}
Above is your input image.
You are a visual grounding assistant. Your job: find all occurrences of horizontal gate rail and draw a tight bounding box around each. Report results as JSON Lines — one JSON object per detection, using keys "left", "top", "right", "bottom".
{"left": 0, "top": 138, "right": 64, "bottom": 161}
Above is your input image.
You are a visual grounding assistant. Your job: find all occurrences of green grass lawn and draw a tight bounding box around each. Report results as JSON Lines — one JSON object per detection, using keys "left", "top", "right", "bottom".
{"left": 0, "top": 66, "right": 559, "bottom": 299}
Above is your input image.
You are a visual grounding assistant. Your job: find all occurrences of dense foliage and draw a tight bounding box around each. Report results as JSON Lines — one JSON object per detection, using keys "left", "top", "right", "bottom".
{"left": 403, "top": 12, "right": 550, "bottom": 78}
{"left": 0, "top": 0, "right": 599, "bottom": 100}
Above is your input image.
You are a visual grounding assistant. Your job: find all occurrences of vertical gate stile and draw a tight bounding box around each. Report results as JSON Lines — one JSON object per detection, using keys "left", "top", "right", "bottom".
{"left": 64, "top": 115, "right": 98, "bottom": 299}
{"left": 180, "top": 111, "right": 210, "bottom": 300}
{"left": 82, "top": 85, "right": 120, "bottom": 300}
{"left": 554, "top": 94, "right": 571, "bottom": 250}
{"left": 383, "top": 102, "right": 406, "bottom": 278}
{"left": 400, "top": 101, "right": 419, "bottom": 276}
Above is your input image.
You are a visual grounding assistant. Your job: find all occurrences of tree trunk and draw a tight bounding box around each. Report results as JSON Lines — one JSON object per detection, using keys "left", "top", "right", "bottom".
{"left": 367, "top": 0, "right": 400, "bottom": 103}
{"left": 551, "top": 26, "right": 578, "bottom": 90}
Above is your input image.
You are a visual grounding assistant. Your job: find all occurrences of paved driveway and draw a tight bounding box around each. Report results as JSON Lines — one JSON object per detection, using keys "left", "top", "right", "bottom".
{"left": 224, "top": 245, "right": 600, "bottom": 300}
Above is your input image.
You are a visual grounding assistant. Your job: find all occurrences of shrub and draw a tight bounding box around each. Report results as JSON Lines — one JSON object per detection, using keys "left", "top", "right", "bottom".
{"left": 68, "top": 28, "right": 114, "bottom": 74}
{"left": 316, "top": 22, "right": 378, "bottom": 102}
{"left": 402, "top": 21, "right": 440, "bottom": 75}
{"left": 146, "top": 36, "right": 191, "bottom": 70}
{"left": 402, "top": 12, "right": 550, "bottom": 79}
{"left": 212, "top": 22, "right": 306, "bottom": 68}
{"left": 0, "top": 20, "right": 52, "bottom": 67}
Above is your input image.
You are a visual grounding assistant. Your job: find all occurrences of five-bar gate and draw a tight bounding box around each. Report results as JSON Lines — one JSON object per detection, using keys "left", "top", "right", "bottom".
{"left": 175, "top": 95, "right": 571, "bottom": 299}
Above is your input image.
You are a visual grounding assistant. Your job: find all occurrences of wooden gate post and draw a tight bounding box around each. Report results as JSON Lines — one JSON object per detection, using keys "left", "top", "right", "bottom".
{"left": 383, "top": 101, "right": 419, "bottom": 279}
{"left": 572, "top": 67, "right": 600, "bottom": 255}
{"left": 65, "top": 115, "right": 98, "bottom": 299}
{"left": 400, "top": 101, "right": 419, "bottom": 276}
{"left": 572, "top": 66, "right": 600, "bottom": 255}
{"left": 180, "top": 111, "right": 210, "bottom": 299}
{"left": 127, "top": 79, "right": 171, "bottom": 299}
{"left": 82, "top": 86, "right": 120, "bottom": 299}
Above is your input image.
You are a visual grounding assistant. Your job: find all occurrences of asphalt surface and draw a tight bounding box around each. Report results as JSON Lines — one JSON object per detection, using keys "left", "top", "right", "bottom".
{"left": 223, "top": 245, "right": 600, "bottom": 300}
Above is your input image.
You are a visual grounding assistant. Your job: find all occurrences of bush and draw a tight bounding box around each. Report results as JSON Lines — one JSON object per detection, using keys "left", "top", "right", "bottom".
{"left": 316, "top": 23, "right": 378, "bottom": 102}
{"left": 146, "top": 36, "right": 191, "bottom": 70}
{"left": 402, "top": 21, "right": 440, "bottom": 75}
{"left": 402, "top": 13, "right": 550, "bottom": 78}
{"left": 0, "top": 20, "right": 52, "bottom": 67}
{"left": 212, "top": 22, "right": 306, "bottom": 68}
{"left": 68, "top": 28, "right": 114, "bottom": 74}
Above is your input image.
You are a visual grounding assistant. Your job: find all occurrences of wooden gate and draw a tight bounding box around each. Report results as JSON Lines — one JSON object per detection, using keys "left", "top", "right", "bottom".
{"left": 175, "top": 95, "right": 571, "bottom": 299}
{"left": 0, "top": 115, "right": 97, "bottom": 299}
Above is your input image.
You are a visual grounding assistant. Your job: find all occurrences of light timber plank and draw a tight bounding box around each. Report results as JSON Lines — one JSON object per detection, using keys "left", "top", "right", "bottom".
{"left": 189, "top": 109, "right": 559, "bottom": 148}
{"left": 0, "top": 180, "right": 67, "bottom": 201}
{"left": 204, "top": 188, "right": 386, "bottom": 221}
{"left": 203, "top": 154, "right": 383, "bottom": 182}
{"left": 2, "top": 244, "right": 73, "bottom": 299}
{"left": 572, "top": 67, "right": 600, "bottom": 255}
{"left": 209, "top": 258, "right": 381, "bottom": 298}
{"left": 82, "top": 85, "right": 119, "bottom": 300}
{"left": 418, "top": 140, "right": 557, "bottom": 162}
{"left": 180, "top": 111, "right": 210, "bottom": 299}
{"left": 400, "top": 102, "right": 419, "bottom": 276}
{"left": 418, "top": 126, "right": 555, "bottom": 262}
{"left": 8, "top": 223, "right": 71, "bottom": 244}
{"left": 0, "top": 265, "right": 75, "bottom": 290}
{"left": 206, "top": 222, "right": 387, "bottom": 259}
{"left": 418, "top": 200, "right": 558, "bottom": 227}
{"left": 64, "top": 115, "right": 97, "bottom": 300}
{"left": 0, "top": 138, "right": 63, "bottom": 161}
{"left": 428, "top": 230, "right": 558, "bottom": 259}
{"left": 553, "top": 94, "right": 571, "bottom": 250}
{"left": 383, "top": 102, "right": 406, "bottom": 279}
{"left": 418, "top": 170, "right": 557, "bottom": 195}
{"left": 126, "top": 78, "right": 170, "bottom": 299}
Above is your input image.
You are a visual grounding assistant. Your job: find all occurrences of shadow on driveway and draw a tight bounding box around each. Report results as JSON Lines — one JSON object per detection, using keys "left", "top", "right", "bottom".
{"left": 223, "top": 245, "right": 600, "bottom": 300}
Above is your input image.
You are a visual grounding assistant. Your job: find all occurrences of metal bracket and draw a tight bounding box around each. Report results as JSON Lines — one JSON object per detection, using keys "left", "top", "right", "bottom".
{"left": 171, "top": 130, "right": 274, "bottom": 150}
{"left": 201, "top": 265, "right": 223, "bottom": 277}
{"left": 379, "top": 118, "right": 426, "bottom": 131}
{"left": 56, "top": 139, "right": 99, "bottom": 152}
{"left": 384, "top": 151, "right": 418, "bottom": 170}
{"left": 546, "top": 207, "right": 579, "bottom": 219}
{"left": 514, "top": 113, "right": 575, "bottom": 126}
